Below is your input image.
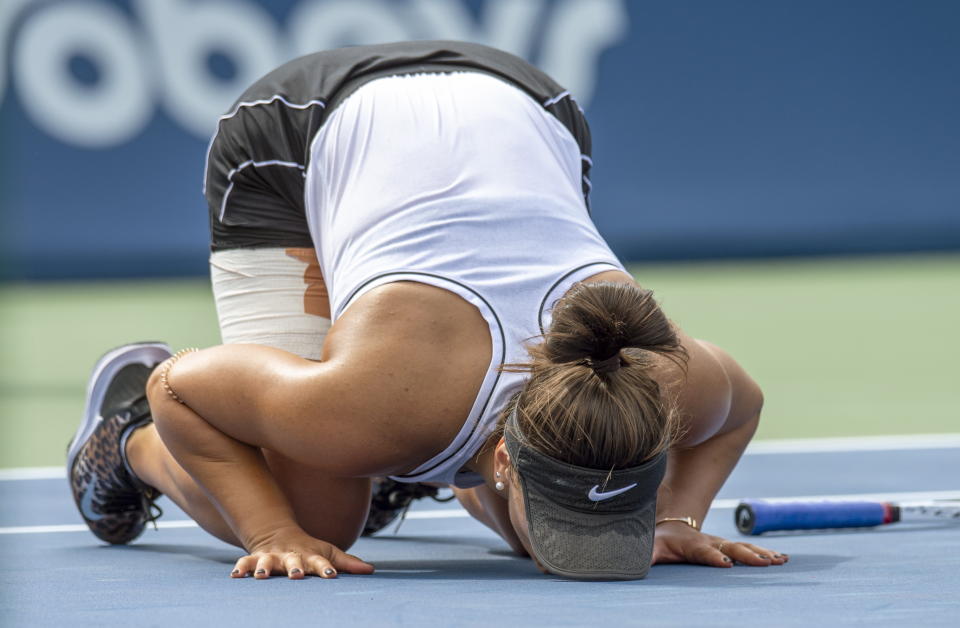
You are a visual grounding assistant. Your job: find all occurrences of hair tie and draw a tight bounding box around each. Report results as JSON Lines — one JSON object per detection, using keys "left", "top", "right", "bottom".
{"left": 589, "top": 353, "right": 622, "bottom": 374}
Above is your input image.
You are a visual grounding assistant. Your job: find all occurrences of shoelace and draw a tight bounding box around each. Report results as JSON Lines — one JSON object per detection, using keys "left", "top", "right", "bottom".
{"left": 141, "top": 489, "right": 164, "bottom": 531}
{"left": 92, "top": 474, "right": 164, "bottom": 533}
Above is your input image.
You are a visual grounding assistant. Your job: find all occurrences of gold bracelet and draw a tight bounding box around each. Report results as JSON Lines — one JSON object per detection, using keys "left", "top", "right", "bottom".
{"left": 159, "top": 348, "right": 199, "bottom": 404}
{"left": 656, "top": 516, "right": 699, "bottom": 530}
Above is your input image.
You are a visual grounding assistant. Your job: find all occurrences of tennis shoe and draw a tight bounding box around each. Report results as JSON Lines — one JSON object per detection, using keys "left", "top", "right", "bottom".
{"left": 362, "top": 478, "right": 454, "bottom": 535}
{"left": 68, "top": 342, "right": 171, "bottom": 544}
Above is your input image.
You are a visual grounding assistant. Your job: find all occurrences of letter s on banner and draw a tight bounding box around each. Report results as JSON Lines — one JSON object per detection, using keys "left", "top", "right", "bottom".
{"left": 12, "top": 1, "right": 153, "bottom": 148}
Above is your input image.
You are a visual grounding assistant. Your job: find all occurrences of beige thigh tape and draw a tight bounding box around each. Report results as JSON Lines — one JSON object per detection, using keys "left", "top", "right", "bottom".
{"left": 210, "top": 248, "right": 331, "bottom": 360}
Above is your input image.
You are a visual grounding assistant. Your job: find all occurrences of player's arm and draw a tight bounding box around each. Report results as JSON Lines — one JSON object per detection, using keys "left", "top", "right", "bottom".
{"left": 452, "top": 485, "right": 527, "bottom": 555}
{"left": 652, "top": 331, "right": 787, "bottom": 567}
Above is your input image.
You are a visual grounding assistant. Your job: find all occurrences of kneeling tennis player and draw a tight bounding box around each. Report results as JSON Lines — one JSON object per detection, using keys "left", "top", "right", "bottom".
{"left": 67, "top": 41, "right": 787, "bottom": 580}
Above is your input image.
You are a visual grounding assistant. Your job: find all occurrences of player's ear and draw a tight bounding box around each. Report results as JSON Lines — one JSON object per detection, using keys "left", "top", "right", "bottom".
{"left": 493, "top": 437, "right": 513, "bottom": 483}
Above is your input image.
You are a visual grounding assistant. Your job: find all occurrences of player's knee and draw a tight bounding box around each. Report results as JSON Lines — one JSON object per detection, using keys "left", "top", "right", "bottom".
{"left": 146, "top": 359, "right": 171, "bottom": 412}
{"left": 146, "top": 354, "right": 199, "bottom": 433}
{"left": 740, "top": 379, "right": 765, "bottom": 438}
{"left": 750, "top": 380, "right": 765, "bottom": 418}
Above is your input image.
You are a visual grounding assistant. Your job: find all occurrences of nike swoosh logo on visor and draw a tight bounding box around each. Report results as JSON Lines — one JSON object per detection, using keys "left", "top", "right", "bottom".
{"left": 80, "top": 472, "right": 105, "bottom": 521}
{"left": 587, "top": 482, "right": 638, "bottom": 502}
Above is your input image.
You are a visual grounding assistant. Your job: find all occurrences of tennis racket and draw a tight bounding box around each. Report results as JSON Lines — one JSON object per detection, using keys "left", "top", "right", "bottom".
{"left": 735, "top": 498, "right": 960, "bottom": 535}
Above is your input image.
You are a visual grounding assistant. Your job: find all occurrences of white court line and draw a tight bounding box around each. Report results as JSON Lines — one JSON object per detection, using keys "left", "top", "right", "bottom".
{"left": 4, "top": 433, "right": 958, "bottom": 482}
{"left": 745, "top": 433, "right": 960, "bottom": 454}
{"left": 0, "top": 520, "right": 200, "bottom": 535}
{"left": 403, "top": 509, "right": 470, "bottom": 520}
{"left": 4, "top": 490, "right": 959, "bottom": 536}
{"left": 0, "top": 467, "right": 65, "bottom": 480}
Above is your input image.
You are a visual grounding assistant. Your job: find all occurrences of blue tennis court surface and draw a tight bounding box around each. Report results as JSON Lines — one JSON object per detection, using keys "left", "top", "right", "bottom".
{"left": 2, "top": 441, "right": 958, "bottom": 627}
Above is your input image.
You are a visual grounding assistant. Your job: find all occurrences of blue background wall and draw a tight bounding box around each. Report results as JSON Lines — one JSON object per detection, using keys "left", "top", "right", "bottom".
{"left": 1, "top": 0, "right": 958, "bottom": 279}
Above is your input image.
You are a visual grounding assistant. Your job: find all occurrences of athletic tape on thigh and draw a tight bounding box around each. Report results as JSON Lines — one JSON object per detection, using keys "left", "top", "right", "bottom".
{"left": 210, "top": 248, "right": 331, "bottom": 360}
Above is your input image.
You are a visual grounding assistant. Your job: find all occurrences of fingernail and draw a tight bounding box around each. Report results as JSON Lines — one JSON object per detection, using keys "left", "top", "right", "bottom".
{"left": 758, "top": 554, "right": 769, "bottom": 559}
{"left": 773, "top": 553, "right": 782, "bottom": 558}
{"left": 231, "top": 569, "right": 239, "bottom": 576}
{"left": 255, "top": 569, "right": 266, "bottom": 575}
{"left": 722, "top": 556, "right": 732, "bottom": 563}
{"left": 324, "top": 568, "right": 335, "bottom": 576}
{"left": 291, "top": 568, "right": 302, "bottom": 575}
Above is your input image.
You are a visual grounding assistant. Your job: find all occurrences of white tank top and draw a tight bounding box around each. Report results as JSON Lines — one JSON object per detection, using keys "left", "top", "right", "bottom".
{"left": 304, "top": 72, "right": 624, "bottom": 487}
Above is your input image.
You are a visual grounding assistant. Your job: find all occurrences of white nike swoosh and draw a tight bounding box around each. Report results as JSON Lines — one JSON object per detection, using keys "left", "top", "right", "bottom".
{"left": 587, "top": 483, "right": 638, "bottom": 502}
{"left": 80, "top": 472, "right": 105, "bottom": 521}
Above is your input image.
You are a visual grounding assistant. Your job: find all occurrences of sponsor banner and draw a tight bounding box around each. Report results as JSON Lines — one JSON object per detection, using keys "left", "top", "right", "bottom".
{"left": 1, "top": 0, "right": 958, "bottom": 278}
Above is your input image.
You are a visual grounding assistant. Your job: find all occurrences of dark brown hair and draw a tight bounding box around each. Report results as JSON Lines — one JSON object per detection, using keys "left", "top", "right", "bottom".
{"left": 505, "top": 281, "right": 686, "bottom": 469}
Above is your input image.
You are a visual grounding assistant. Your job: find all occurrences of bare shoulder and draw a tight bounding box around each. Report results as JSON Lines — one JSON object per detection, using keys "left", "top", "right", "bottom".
{"left": 663, "top": 329, "right": 763, "bottom": 446}
{"left": 319, "top": 282, "right": 493, "bottom": 471}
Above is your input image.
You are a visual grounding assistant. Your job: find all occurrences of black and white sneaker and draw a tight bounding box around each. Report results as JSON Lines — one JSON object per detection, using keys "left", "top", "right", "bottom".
{"left": 67, "top": 342, "right": 171, "bottom": 544}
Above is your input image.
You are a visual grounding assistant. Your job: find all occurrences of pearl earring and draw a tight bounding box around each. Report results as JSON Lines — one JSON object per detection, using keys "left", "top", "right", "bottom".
{"left": 495, "top": 481, "right": 505, "bottom": 491}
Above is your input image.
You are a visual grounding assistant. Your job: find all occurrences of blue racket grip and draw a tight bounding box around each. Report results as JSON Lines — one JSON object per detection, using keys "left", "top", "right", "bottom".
{"left": 735, "top": 500, "right": 895, "bottom": 535}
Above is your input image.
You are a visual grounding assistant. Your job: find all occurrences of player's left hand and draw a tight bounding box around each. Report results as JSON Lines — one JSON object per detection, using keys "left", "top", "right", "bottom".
{"left": 652, "top": 520, "right": 789, "bottom": 567}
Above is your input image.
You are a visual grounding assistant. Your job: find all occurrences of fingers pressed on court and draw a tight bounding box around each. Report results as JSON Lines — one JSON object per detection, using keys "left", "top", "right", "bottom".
{"left": 743, "top": 542, "right": 789, "bottom": 565}
{"left": 254, "top": 554, "right": 277, "bottom": 579}
{"left": 726, "top": 542, "right": 773, "bottom": 566}
{"left": 335, "top": 551, "right": 376, "bottom": 575}
{"left": 283, "top": 552, "right": 306, "bottom": 579}
{"left": 232, "top": 556, "right": 257, "bottom": 578}
{"left": 308, "top": 554, "right": 337, "bottom": 579}
{"left": 690, "top": 542, "right": 732, "bottom": 568}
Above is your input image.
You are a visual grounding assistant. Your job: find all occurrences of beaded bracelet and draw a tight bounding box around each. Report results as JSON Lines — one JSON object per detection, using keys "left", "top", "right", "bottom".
{"left": 159, "top": 348, "right": 199, "bottom": 404}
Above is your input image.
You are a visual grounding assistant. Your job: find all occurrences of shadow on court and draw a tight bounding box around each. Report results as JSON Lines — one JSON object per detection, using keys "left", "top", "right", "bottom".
{"left": 107, "top": 542, "right": 239, "bottom": 565}
{"left": 371, "top": 558, "right": 540, "bottom": 581}
{"left": 367, "top": 534, "right": 505, "bottom": 550}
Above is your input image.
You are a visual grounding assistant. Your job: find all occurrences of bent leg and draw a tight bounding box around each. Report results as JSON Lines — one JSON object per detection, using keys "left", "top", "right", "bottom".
{"left": 126, "top": 423, "right": 370, "bottom": 551}
{"left": 126, "top": 423, "right": 241, "bottom": 546}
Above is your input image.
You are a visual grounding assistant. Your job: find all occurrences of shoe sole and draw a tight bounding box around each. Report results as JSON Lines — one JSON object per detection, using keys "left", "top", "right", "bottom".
{"left": 66, "top": 342, "right": 172, "bottom": 476}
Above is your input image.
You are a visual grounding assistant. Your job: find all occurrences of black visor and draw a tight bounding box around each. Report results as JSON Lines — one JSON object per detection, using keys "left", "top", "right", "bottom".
{"left": 504, "top": 409, "right": 667, "bottom": 580}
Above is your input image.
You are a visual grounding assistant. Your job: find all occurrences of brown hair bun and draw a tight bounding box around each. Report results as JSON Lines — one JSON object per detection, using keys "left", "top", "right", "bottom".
{"left": 507, "top": 281, "right": 686, "bottom": 469}
{"left": 544, "top": 281, "right": 681, "bottom": 374}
